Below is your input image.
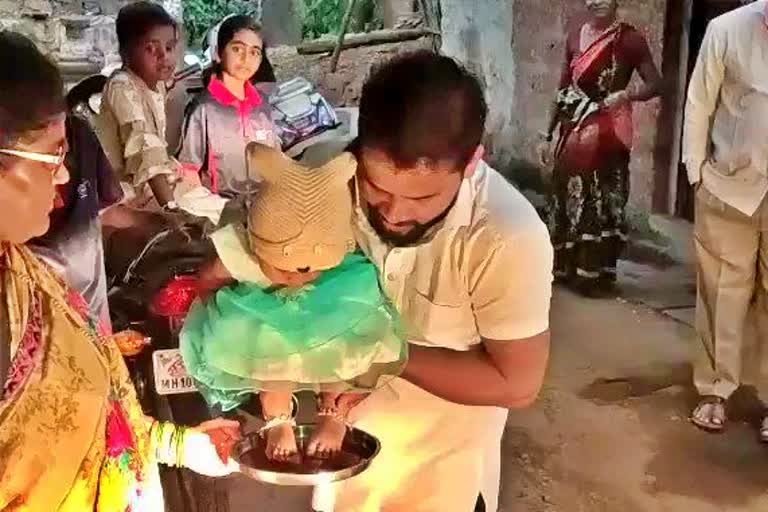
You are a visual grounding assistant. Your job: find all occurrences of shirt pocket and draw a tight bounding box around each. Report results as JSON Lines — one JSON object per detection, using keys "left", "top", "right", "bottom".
{"left": 695, "top": 181, "right": 730, "bottom": 216}
{"left": 404, "top": 289, "right": 475, "bottom": 349}
{"left": 709, "top": 152, "right": 752, "bottom": 177}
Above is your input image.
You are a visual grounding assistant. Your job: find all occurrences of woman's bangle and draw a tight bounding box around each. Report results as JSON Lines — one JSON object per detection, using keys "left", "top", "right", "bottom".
{"left": 538, "top": 130, "right": 553, "bottom": 142}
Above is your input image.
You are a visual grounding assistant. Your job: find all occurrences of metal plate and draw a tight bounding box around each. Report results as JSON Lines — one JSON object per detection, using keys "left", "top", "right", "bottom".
{"left": 235, "top": 424, "right": 380, "bottom": 486}
{"left": 152, "top": 348, "right": 198, "bottom": 395}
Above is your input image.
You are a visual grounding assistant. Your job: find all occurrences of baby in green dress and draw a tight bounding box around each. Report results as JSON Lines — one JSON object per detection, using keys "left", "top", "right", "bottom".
{"left": 181, "top": 142, "right": 406, "bottom": 461}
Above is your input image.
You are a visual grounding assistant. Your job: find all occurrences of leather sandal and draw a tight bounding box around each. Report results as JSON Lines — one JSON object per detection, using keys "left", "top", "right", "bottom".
{"left": 690, "top": 395, "right": 726, "bottom": 432}
{"left": 759, "top": 416, "right": 768, "bottom": 443}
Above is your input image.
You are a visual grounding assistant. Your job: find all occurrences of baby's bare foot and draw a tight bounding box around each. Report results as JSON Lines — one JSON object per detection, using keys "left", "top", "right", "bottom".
{"left": 265, "top": 422, "right": 298, "bottom": 462}
{"left": 306, "top": 415, "right": 347, "bottom": 459}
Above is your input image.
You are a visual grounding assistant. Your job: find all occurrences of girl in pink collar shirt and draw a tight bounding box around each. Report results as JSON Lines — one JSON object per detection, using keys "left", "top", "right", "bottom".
{"left": 178, "top": 15, "right": 280, "bottom": 198}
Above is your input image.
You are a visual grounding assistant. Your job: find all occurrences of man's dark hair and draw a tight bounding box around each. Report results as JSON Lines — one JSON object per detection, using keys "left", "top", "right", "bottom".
{"left": 116, "top": 1, "right": 177, "bottom": 60}
{"left": 357, "top": 50, "right": 487, "bottom": 171}
{"left": 0, "top": 31, "right": 65, "bottom": 147}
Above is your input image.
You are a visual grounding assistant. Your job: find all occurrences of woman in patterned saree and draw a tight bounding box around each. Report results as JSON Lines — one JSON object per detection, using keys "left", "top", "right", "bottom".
{"left": 0, "top": 32, "right": 241, "bottom": 511}
{"left": 539, "top": 0, "right": 661, "bottom": 297}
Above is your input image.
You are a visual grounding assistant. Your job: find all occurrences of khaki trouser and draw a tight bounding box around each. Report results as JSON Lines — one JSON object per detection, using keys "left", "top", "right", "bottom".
{"left": 693, "top": 185, "right": 768, "bottom": 400}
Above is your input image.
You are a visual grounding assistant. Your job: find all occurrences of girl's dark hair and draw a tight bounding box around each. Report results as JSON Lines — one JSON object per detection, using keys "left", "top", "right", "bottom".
{"left": 211, "top": 15, "right": 275, "bottom": 84}
{"left": 0, "top": 31, "right": 65, "bottom": 147}
{"left": 116, "top": 1, "right": 177, "bottom": 60}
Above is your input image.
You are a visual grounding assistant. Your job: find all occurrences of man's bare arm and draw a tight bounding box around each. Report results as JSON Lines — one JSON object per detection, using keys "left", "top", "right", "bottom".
{"left": 400, "top": 330, "right": 550, "bottom": 409}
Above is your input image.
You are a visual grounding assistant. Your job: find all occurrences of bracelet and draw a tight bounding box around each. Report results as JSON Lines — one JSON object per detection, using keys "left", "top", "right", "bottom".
{"left": 258, "top": 414, "right": 296, "bottom": 437}
{"left": 317, "top": 406, "right": 352, "bottom": 430}
{"left": 175, "top": 425, "right": 187, "bottom": 468}
{"left": 538, "top": 130, "right": 553, "bottom": 142}
{"left": 152, "top": 421, "right": 187, "bottom": 467}
{"left": 317, "top": 406, "right": 340, "bottom": 417}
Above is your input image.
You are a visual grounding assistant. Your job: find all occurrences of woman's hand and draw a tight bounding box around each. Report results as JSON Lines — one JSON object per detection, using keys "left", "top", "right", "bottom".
{"left": 536, "top": 141, "right": 553, "bottom": 167}
{"left": 193, "top": 418, "right": 242, "bottom": 463}
{"left": 603, "top": 90, "right": 630, "bottom": 110}
{"left": 536, "top": 131, "right": 554, "bottom": 167}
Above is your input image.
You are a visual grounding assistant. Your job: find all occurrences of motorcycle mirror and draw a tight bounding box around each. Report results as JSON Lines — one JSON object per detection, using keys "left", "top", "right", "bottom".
{"left": 88, "top": 93, "right": 102, "bottom": 115}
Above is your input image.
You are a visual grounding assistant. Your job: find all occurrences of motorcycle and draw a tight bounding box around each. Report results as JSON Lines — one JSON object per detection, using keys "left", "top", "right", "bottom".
{"left": 105, "top": 220, "right": 237, "bottom": 512}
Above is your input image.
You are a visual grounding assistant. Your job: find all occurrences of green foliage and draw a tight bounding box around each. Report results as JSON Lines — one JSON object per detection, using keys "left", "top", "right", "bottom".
{"left": 300, "top": 0, "right": 345, "bottom": 39}
{"left": 299, "top": 0, "right": 379, "bottom": 40}
{"left": 182, "top": 0, "right": 380, "bottom": 45}
{"left": 181, "top": 0, "right": 256, "bottom": 48}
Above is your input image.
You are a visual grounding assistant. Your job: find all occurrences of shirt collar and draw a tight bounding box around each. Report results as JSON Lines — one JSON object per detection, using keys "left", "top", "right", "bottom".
{"left": 442, "top": 172, "right": 475, "bottom": 230}
{"left": 207, "top": 76, "right": 262, "bottom": 110}
{"left": 121, "top": 67, "right": 165, "bottom": 97}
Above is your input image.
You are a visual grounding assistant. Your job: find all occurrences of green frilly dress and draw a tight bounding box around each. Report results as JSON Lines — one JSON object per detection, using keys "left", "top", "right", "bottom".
{"left": 180, "top": 227, "right": 407, "bottom": 411}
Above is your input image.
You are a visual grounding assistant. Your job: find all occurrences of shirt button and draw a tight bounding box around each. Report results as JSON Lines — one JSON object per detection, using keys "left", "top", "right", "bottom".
{"left": 386, "top": 273, "right": 396, "bottom": 282}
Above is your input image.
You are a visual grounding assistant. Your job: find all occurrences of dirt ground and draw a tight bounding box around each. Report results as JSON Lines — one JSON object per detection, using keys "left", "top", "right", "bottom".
{"left": 227, "top": 282, "right": 768, "bottom": 511}
{"left": 501, "top": 287, "right": 768, "bottom": 512}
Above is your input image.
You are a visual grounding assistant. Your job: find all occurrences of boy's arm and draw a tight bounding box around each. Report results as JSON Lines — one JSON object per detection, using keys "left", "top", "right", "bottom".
{"left": 148, "top": 175, "right": 175, "bottom": 206}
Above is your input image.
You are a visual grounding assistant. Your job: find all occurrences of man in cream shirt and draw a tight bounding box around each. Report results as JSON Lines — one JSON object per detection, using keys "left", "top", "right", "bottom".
{"left": 324, "top": 52, "right": 552, "bottom": 511}
{"left": 213, "top": 51, "right": 551, "bottom": 510}
{"left": 683, "top": 0, "right": 768, "bottom": 437}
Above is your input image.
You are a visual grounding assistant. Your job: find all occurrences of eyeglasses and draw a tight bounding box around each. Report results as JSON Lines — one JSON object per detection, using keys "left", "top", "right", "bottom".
{"left": 0, "top": 146, "right": 66, "bottom": 169}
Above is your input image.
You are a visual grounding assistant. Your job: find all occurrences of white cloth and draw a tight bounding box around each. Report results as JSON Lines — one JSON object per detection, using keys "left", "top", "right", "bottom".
{"left": 175, "top": 185, "right": 228, "bottom": 225}
{"left": 324, "top": 161, "right": 553, "bottom": 512}
{"left": 181, "top": 431, "right": 241, "bottom": 478}
{"left": 683, "top": 0, "right": 768, "bottom": 215}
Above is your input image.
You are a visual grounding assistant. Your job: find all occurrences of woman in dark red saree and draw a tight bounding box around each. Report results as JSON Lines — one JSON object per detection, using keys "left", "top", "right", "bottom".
{"left": 540, "top": 0, "right": 661, "bottom": 297}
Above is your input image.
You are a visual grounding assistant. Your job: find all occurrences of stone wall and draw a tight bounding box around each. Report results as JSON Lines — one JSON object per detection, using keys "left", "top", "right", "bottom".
{"left": 0, "top": 0, "right": 185, "bottom": 86}
{"left": 269, "top": 37, "right": 434, "bottom": 106}
{"left": 262, "top": 0, "right": 302, "bottom": 47}
{"left": 0, "top": 0, "right": 125, "bottom": 85}
{"left": 438, "top": 0, "right": 517, "bottom": 177}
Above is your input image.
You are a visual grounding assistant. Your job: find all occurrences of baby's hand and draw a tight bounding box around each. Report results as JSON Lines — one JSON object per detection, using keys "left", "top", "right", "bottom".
{"left": 197, "top": 257, "right": 235, "bottom": 301}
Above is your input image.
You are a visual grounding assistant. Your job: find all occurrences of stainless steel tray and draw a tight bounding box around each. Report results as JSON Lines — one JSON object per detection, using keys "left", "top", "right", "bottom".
{"left": 234, "top": 424, "right": 380, "bottom": 486}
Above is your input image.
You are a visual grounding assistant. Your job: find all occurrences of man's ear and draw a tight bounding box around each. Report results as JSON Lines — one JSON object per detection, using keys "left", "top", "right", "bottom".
{"left": 463, "top": 145, "right": 485, "bottom": 179}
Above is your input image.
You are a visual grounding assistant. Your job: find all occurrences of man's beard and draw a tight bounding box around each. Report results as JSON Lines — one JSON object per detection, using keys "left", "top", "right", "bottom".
{"left": 366, "top": 195, "right": 458, "bottom": 247}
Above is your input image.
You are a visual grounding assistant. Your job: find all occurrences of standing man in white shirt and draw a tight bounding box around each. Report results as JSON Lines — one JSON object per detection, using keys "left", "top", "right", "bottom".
{"left": 683, "top": 0, "right": 768, "bottom": 438}
{"left": 324, "top": 51, "right": 553, "bottom": 511}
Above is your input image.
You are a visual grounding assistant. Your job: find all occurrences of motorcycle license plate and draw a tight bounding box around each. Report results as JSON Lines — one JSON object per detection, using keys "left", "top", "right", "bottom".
{"left": 152, "top": 349, "right": 198, "bottom": 395}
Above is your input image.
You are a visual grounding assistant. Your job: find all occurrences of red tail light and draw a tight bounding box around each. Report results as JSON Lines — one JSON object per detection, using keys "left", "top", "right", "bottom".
{"left": 150, "top": 274, "right": 200, "bottom": 318}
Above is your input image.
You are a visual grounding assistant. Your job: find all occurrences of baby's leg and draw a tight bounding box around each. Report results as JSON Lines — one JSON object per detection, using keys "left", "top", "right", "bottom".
{"left": 306, "top": 392, "right": 354, "bottom": 459}
{"left": 259, "top": 390, "right": 297, "bottom": 461}
{"left": 336, "top": 392, "right": 368, "bottom": 415}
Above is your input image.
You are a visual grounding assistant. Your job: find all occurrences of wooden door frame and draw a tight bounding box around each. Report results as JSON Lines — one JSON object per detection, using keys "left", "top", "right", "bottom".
{"left": 666, "top": 0, "right": 693, "bottom": 214}
{"left": 652, "top": 0, "right": 693, "bottom": 215}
